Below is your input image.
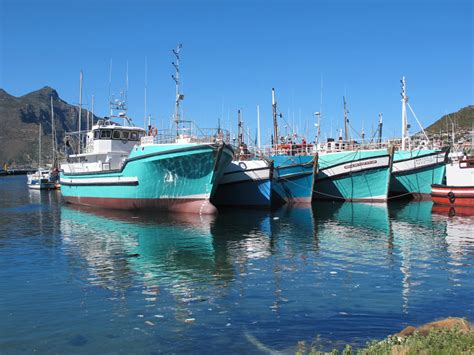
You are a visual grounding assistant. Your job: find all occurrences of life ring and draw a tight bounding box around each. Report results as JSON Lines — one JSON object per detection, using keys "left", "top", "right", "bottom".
{"left": 448, "top": 191, "right": 455, "bottom": 204}
{"left": 238, "top": 162, "right": 247, "bottom": 170}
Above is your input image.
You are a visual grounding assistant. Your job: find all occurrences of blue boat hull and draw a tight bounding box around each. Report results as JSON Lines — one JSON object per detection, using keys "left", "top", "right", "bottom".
{"left": 271, "top": 155, "right": 315, "bottom": 203}
{"left": 212, "top": 160, "right": 273, "bottom": 208}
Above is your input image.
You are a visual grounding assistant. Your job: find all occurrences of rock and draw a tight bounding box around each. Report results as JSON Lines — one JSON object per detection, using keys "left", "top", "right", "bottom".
{"left": 396, "top": 325, "right": 417, "bottom": 337}
{"left": 396, "top": 317, "right": 473, "bottom": 337}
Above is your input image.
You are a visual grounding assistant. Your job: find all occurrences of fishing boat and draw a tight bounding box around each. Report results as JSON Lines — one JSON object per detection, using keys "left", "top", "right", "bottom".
{"left": 314, "top": 145, "right": 393, "bottom": 202}
{"left": 268, "top": 88, "right": 316, "bottom": 204}
{"left": 212, "top": 110, "right": 275, "bottom": 208}
{"left": 60, "top": 45, "right": 233, "bottom": 214}
{"left": 389, "top": 77, "right": 448, "bottom": 198}
{"left": 431, "top": 155, "right": 474, "bottom": 209}
{"left": 212, "top": 159, "right": 274, "bottom": 208}
{"left": 313, "top": 97, "right": 393, "bottom": 202}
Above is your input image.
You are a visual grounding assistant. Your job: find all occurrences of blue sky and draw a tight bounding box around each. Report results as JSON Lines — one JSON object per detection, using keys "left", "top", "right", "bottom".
{"left": 1, "top": 0, "right": 472, "bottom": 144}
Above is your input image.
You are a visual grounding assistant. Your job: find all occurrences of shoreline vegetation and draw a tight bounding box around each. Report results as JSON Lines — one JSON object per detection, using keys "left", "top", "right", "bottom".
{"left": 293, "top": 317, "right": 474, "bottom": 355}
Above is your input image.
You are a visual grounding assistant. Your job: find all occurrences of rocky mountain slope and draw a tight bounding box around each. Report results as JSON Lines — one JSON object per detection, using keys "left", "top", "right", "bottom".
{"left": 0, "top": 87, "right": 99, "bottom": 167}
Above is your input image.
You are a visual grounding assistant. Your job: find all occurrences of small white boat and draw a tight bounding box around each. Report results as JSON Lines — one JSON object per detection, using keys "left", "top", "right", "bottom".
{"left": 27, "top": 97, "right": 61, "bottom": 190}
{"left": 27, "top": 168, "right": 59, "bottom": 190}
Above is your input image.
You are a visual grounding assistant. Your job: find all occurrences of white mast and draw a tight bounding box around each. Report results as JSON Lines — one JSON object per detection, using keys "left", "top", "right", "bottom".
{"left": 51, "top": 96, "right": 55, "bottom": 167}
{"left": 78, "top": 70, "right": 83, "bottom": 154}
{"left": 378, "top": 113, "right": 383, "bottom": 144}
{"left": 172, "top": 44, "right": 183, "bottom": 136}
{"left": 315, "top": 112, "right": 321, "bottom": 145}
{"left": 91, "top": 94, "right": 95, "bottom": 128}
{"left": 144, "top": 56, "right": 148, "bottom": 129}
{"left": 401, "top": 76, "right": 409, "bottom": 150}
{"left": 257, "top": 105, "right": 261, "bottom": 149}
{"left": 38, "top": 123, "right": 41, "bottom": 169}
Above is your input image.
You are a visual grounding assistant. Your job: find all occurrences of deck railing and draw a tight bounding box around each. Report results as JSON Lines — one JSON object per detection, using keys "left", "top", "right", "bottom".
{"left": 141, "top": 122, "right": 231, "bottom": 145}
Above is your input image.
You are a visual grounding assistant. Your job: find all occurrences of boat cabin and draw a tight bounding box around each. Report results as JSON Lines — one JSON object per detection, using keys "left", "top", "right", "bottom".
{"left": 62, "top": 120, "right": 146, "bottom": 174}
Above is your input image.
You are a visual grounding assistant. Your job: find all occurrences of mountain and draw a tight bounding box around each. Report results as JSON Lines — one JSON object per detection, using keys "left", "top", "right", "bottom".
{"left": 0, "top": 87, "right": 100, "bottom": 167}
{"left": 425, "top": 105, "right": 474, "bottom": 135}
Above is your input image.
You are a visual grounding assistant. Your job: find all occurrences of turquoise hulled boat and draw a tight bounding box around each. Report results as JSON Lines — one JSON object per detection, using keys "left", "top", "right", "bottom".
{"left": 60, "top": 120, "right": 233, "bottom": 214}
{"left": 61, "top": 45, "right": 233, "bottom": 214}
{"left": 271, "top": 153, "right": 315, "bottom": 204}
{"left": 314, "top": 148, "right": 393, "bottom": 202}
{"left": 390, "top": 77, "right": 448, "bottom": 198}
{"left": 390, "top": 149, "right": 448, "bottom": 198}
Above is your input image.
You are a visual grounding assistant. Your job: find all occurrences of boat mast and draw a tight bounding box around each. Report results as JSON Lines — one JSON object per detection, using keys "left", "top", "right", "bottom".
{"left": 237, "top": 109, "right": 243, "bottom": 148}
{"left": 91, "top": 94, "right": 95, "bottom": 128}
{"left": 38, "top": 123, "right": 41, "bottom": 169}
{"left": 315, "top": 111, "right": 321, "bottom": 145}
{"left": 257, "top": 105, "right": 261, "bottom": 149}
{"left": 51, "top": 96, "right": 55, "bottom": 168}
{"left": 316, "top": 77, "right": 323, "bottom": 145}
{"left": 272, "top": 88, "right": 278, "bottom": 148}
{"left": 378, "top": 113, "right": 383, "bottom": 145}
{"left": 144, "top": 56, "right": 148, "bottom": 129}
{"left": 172, "top": 44, "right": 183, "bottom": 137}
{"left": 401, "top": 76, "right": 409, "bottom": 150}
{"left": 343, "top": 96, "right": 349, "bottom": 142}
{"left": 78, "top": 70, "right": 83, "bottom": 154}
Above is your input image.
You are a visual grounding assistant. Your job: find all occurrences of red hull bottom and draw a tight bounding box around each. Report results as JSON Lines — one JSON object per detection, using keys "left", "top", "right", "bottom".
{"left": 63, "top": 196, "right": 218, "bottom": 215}
{"left": 287, "top": 197, "right": 312, "bottom": 204}
{"left": 431, "top": 184, "right": 474, "bottom": 208}
{"left": 431, "top": 204, "right": 474, "bottom": 217}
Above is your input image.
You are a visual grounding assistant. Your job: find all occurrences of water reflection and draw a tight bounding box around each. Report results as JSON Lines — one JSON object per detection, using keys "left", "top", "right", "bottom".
{"left": 60, "top": 206, "right": 231, "bottom": 290}
{"left": 50, "top": 200, "right": 474, "bottom": 352}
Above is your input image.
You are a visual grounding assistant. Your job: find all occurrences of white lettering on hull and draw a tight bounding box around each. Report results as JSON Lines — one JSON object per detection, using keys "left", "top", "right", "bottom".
{"left": 393, "top": 153, "right": 446, "bottom": 174}
{"left": 319, "top": 156, "right": 390, "bottom": 179}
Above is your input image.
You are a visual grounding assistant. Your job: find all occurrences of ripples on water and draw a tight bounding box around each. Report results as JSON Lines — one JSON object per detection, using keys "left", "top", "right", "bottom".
{"left": 1, "top": 175, "right": 473, "bottom": 353}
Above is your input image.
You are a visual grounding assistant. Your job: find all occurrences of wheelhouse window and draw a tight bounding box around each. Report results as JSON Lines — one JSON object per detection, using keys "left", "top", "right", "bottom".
{"left": 122, "top": 131, "right": 130, "bottom": 139}
{"left": 130, "top": 131, "right": 138, "bottom": 141}
{"left": 112, "top": 130, "right": 121, "bottom": 139}
{"left": 94, "top": 130, "right": 100, "bottom": 139}
{"left": 101, "top": 130, "right": 111, "bottom": 139}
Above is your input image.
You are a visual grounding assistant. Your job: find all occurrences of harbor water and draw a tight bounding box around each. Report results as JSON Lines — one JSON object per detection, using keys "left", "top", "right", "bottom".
{"left": 1, "top": 175, "right": 473, "bottom": 353}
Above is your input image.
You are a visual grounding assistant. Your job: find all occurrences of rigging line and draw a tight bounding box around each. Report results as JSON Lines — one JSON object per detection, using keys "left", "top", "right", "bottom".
{"left": 407, "top": 102, "right": 430, "bottom": 142}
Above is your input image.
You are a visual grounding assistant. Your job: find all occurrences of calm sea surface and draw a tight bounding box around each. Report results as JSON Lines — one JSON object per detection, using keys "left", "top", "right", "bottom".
{"left": 1, "top": 175, "right": 473, "bottom": 353}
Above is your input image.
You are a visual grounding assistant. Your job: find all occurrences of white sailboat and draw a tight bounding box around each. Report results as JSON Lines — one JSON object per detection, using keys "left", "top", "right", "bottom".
{"left": 27, "top": 97, "right": 60, "bottom": 190}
